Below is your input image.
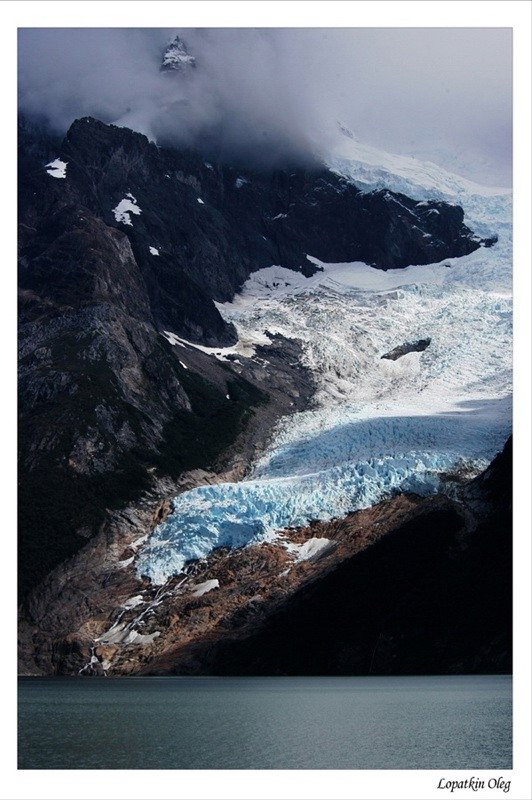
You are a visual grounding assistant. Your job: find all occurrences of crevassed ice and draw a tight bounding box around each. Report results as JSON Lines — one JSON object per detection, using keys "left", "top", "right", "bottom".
{"left": 137, "top": 404, "right": 509, "bottom": 584}
{"left": 137, "top": 155, "right": 512, "bottom": 585}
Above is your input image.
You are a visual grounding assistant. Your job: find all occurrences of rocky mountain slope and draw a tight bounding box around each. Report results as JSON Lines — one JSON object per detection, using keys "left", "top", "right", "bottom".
{"left": 18, "top": 115, "right": 491, "bottom": 603}
{"left": 18, "top": 437, "right": 511, "bottom": 676}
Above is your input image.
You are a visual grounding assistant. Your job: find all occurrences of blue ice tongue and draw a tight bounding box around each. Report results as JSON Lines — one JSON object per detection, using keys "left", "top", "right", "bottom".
{"left": 136, "top": 450, "right": 469, "bottom": 585}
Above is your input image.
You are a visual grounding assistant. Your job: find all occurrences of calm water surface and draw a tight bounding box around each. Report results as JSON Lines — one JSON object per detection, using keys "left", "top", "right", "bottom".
{"left": 18, "top": 675, "right": 511, "bottom": 770}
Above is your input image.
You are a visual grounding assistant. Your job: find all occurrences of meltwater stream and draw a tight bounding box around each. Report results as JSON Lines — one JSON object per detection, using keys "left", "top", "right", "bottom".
{"left": 137, "top": 163, "right": 512, "bottom": 585}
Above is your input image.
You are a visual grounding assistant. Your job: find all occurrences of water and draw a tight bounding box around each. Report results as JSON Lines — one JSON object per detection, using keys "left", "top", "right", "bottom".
{"left": 18, "top": 675, "right": 511, "bottom": 770}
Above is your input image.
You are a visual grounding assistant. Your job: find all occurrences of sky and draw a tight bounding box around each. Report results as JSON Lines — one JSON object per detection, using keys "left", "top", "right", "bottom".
{"left": 18, "top": 28, "right": 512, "bottom": 185}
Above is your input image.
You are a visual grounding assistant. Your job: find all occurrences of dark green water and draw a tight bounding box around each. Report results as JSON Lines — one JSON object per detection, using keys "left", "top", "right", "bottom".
{"left": 18, "top": 675, "right": 511, "bottom": 770}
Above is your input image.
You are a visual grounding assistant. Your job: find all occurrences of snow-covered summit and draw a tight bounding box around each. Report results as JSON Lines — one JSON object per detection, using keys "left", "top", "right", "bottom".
{"left": 161, "top": 35, "right": 196, "bottom": 73}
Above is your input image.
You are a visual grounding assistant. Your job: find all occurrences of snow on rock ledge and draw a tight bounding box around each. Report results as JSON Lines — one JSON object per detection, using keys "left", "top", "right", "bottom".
{"left": 112, "top": 193, "right": 142, "bottom": 226}
{"left": 45, "top": 158, "right": 67, "bottom": 179}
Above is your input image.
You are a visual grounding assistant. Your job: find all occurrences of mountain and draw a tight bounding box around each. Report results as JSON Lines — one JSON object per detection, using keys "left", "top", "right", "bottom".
{"left": 17, "top": 96, "right": 513, "bottom": 682}
{"left": 18, "top": 435, "right": 512, "bottom": 677}
{"left": 17, "top": 115, "right": 493, "bottom": 602}
{"left": 161, "top": 35, "right": 196, "bottom": 73}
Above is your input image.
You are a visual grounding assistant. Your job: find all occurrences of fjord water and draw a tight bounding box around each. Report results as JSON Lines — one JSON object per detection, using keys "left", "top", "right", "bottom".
{"left": 18, "top": 676, "right": 511, "bottom": 770}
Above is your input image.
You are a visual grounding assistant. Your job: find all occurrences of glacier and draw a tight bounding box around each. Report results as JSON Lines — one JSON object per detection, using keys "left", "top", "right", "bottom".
{"left": 136, "top": 145, "right": 512, "bottom": 585}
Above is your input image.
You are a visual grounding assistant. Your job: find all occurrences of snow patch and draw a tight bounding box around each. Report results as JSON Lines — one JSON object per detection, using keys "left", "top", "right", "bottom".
{"left": 130, "top": 534, "right": 148, "bottom": 551}
{"left": 121, "top": 595, "right": 144, "bottom": 610}
{"left": 162, "top": 329, "right": 272, "bottom": 361}
{"left": 96, "top": 621, "right": 160, "bottom": 646}
{"left": 287, "top": 538, "right": 335, "bottom": 563}
{"left": 45, "top": 158, "right": 67, "bottom": 179}
{"left": 191, "top": 579, "right": 219, "bottom": 597}
{"left": 112, "top": 193, "right": 142, "bottom": 226}
{"left": 95, "top": 622, "right": 126, "bottom": 645}
{"left": 123, "top": 630, "right": 160, "bottom": 646}
{"left": 149, "top": 246, "right": 160, "bottom": 256}
{"left": 197, "top": 198, "right": 205, "bottom": 205}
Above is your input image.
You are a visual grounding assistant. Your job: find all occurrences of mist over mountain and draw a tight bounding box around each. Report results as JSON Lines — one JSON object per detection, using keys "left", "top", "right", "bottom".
{"left": 18, "top": 28, "right": 512, "bottom": 182}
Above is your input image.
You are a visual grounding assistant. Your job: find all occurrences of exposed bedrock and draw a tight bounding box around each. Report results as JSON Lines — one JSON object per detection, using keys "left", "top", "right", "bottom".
{"left": 381, "top": 337, "right": 431, "bottom": 361}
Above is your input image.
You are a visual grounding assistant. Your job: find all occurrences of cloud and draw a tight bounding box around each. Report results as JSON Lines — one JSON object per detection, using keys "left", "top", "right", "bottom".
{"left": 18, "top": 28, "right": 512, "bottom": 184}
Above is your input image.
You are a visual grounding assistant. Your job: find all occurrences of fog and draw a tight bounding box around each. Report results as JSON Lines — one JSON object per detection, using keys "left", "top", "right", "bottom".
{"left": 18, "top": 28, "right": 512, "bottom": 185}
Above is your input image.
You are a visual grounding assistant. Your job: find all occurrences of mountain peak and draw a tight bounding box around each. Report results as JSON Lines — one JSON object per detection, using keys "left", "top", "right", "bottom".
{"left": 161, "top": 35, "right": 196, "bottom": 73}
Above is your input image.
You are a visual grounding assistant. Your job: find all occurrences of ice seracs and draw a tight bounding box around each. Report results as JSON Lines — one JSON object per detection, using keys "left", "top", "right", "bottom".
{"left": 326, "top": 133, "right": 511, "bottom": 242}
{"left": 161, "top": 35, "right": 196, "bottom": 72}
{"left": 191, "top": 579, "right": 219, "bottom": 597}
{"left": 327, "top": 132, "right": 511, "bottom": 203}
{"left": 137, "top": 398, "right": 510, "bottom": 584}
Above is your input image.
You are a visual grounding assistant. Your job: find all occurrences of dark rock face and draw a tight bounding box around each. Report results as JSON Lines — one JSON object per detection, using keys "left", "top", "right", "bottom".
{"left": 381, "top": 337, "right": 431, "bottom": 361}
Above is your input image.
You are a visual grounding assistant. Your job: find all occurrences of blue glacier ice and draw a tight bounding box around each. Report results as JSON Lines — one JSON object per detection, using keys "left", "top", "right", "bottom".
{"left": 136, "top": 399, "right": 511, "bottom": 584}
